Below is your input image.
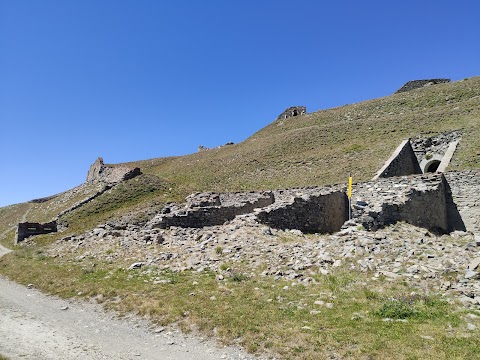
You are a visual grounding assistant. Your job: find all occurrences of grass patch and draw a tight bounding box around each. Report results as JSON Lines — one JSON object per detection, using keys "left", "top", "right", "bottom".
{"left": 1, "top": 247, "right": 478, "bottom": 359}
{"left": 375, "top": 294, "right": 448, "bottom": 320}
{"left": 1, "top": 77, "right": 480, "bottom": 359}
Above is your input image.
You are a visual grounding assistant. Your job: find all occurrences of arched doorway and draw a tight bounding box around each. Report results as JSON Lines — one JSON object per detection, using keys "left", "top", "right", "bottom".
{"left": 420, "top": 154, "right": 444, "bottom": 173}
{"left": 425, "top": 160, "right": 441, "bottom": 173}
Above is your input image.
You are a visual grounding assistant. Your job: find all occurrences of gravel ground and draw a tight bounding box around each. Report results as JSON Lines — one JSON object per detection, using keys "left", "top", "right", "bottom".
{"left": 0, "top": 265, "right": 257, "bottom": 360}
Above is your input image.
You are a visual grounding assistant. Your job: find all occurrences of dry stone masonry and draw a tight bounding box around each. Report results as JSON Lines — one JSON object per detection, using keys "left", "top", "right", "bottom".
{"left": 374, "top": 132, "right": 461, "bottom": 179}
{"left": 48, "top": 170, "right": 480, "bottom": 309}
{"left": 353, "top": 174, "right": 452, "bottom": 233}
{"left": 255, "top": 188, "right": 348, "bottom": 233}
{"left": 148, "top": 192, "right": 275, "bottom": 229}
{"left": 147, "top": 171, "right": 477, "bottom": 236}
{"left": 16, "top": 221, "right": 57, "bottom": 244}
{"left": 276, "top": 106, "right": 307, "bottom": 120}
{"left": 373, "top": 140, "right": 422, "bottom": 179}
{"left": 395, "top": 79, "right": 451, "bottom": 93}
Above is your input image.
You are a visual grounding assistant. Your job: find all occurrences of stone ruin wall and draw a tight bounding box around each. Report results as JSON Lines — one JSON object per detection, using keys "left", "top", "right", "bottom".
{"left": 352, "top": 174, "right": 450, "bottom": 233}
{"left": 373, "top": 140, "right": 422, "bottom": 179}
{"left": 16, "top": 221, "right": 57, "bottom": 244}
{"left": 444, "top": 171, "right": 480, "bottom": 235}
{"left": 276, "top": 106, "right": 307, "bottom": 120}
{"left": 149, "top": 171, "right": 478, "bottom": 236}
{"left": 149, "top": 192, "right": 275, "bottom": 229}
{"left": 255, "top": 189, "right": 348, "bottom": 233}
{"left": 395, "top": 79, "right": 451, "bottom": 93}
{"left": 16, "top": 170, "right": 478, "bottom": 243}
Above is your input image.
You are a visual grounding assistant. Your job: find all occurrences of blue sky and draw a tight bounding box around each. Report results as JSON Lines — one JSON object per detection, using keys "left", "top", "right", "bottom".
{"left": 1, "top": 0, "right": 479, "bottom": 207}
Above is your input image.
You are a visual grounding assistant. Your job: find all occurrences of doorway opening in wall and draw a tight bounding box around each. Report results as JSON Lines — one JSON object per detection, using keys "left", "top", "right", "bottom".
{"left": 426, "top": 160, "right": 441, "bottom": 173}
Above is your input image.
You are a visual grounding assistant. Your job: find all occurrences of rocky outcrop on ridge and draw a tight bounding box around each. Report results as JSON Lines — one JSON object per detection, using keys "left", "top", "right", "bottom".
{"left": 86, "top": 157, "right": 141, "bottom": 184}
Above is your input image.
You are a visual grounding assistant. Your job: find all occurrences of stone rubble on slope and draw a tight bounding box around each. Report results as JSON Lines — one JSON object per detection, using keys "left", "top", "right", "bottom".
{"left": 48, "top": 214, "right": 480, "bottom": 309}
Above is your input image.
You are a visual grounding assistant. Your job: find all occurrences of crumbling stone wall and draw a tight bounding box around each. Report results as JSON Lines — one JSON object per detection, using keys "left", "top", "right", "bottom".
{"left": 149, "top": 192, "right": 275, "bottom": 229}
{"left": 86, "top": 157, "right": 141, "bottom": 184}
{"left": 444, "top": 170, "right": 480, "bottom": 234}
{"left": 352, "top": 174, "right": 457, "bottom": 233}
{"left": 373, "top": 140, "right": 422, "bottom": 179}
{"left": 16, "top": 221, "right": 57, "bottom": 244}
{"left": 276, "top": 106, "right": 307, "bottom": 120}
{"left": 256, "top": 190, "right": 348, "bottom": 233}
{"left": 395, "top": 79, "right": 451, "bottom": 93}
{"left": 147, "top": 171, "right": 474, "bottom": 237}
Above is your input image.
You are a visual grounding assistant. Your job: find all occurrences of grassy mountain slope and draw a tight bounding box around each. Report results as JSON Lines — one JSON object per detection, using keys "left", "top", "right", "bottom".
{"left": 1, "top": 77, "right": 479, "bottom": 360}
{"left": 130, "top": 76, "right": 479, "bottom": 193}
{"left": 1, "top": 77, "right": 479, "bottom": 240}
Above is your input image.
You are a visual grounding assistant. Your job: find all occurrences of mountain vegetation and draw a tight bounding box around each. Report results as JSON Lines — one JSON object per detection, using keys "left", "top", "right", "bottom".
{"left": 1, "top": 76, "right": 479, "bottom": 359}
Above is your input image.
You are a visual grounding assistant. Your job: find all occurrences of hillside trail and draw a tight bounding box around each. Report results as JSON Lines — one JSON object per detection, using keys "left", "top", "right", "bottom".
{"left": 0, "top": 206, "right": 31, "bottom": 246}
{"left": 0, "top": 248, "right": 257, "bottom": 359}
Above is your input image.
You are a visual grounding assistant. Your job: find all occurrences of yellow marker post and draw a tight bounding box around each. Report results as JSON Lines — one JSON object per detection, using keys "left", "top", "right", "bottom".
{"left": 347, "top": 174, "right": 353, "bottom": 220}
{"left": 347, "top": 175, "right": 353, "bottom": 199}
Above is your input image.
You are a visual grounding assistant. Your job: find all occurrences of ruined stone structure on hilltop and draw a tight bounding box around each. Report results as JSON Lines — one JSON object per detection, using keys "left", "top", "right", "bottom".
{"left": 276, "top": 106, "right": 307, "bottom": 120}
{"left": 86, "top": 157, "right": 141, "bottom": 184}
{"left": 395, "top": 79, "right": 451, "bottom": 93}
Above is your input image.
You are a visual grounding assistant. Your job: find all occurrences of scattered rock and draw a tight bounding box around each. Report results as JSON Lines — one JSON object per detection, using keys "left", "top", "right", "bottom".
{"left": 467, "top": 323, "right": 477, "bottom": 331}
{"left": 128, "top": 262, "right": 144, "bottom": 270}
{"left": 468, "top": 257, "right": 480, "bottom": 271}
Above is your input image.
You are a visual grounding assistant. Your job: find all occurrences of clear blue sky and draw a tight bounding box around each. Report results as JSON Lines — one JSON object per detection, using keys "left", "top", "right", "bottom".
{"left": 1, "top": 0, "right": 479, "bottom": 207}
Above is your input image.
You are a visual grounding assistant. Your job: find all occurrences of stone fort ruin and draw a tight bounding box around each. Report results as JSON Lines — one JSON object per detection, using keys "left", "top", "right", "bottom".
{"left": 15, "top": 133, "right": 479, "bottom": 245}
{"left": 148, "top": 170, "right": 479, "bottom": 237}
{"left": 373, "top": 132, "right": 460, "bottom": 179}
{"left": 395, "top": 79, "right": 451, "bottom": 93}
{"left": 16, "top": 221, "right": 57, "bottom": 244}
{"left": 276, "top": 106, "right": 307, "bottom": 120}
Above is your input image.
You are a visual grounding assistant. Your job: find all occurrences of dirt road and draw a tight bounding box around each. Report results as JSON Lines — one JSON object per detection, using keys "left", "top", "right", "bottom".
{"left": 0, "top": 249, "right": 257, "bottom": 359}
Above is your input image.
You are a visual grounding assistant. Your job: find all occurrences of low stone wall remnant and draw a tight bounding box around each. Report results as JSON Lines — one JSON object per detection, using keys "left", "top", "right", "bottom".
{"left": 16, "top": 221, "right": 57, "bottom": 244}
{"left": 148, "top": 192, "right": 275, "bottom": 229}
{"left": 148, "top": 171, "right": 477, "bottom": 235}
{"left": 395, "top": 79, "right": 451, "bottom": 93}
{"left": 256, "top": 189, "right": 348, "bottom": 233}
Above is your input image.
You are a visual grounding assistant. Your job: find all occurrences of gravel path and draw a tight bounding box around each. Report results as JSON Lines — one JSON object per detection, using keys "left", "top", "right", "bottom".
{"left": 0, "top": 250, "right": 256, "bottom": 360}
{"left": 0, "top": 244, "right": 11, "bottom": 258}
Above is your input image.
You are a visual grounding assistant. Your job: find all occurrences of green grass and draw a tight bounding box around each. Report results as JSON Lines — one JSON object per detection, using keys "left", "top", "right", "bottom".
{"left": 60, "top": 174, "right": 180, "bottom": 233}
{"left": 1, "top": 77, "right": 480, "bottom": 359}
{"left": 123, "top": 76, "right": 480, "bottom": 197}
{"left": 1, "top": 247, "right": 479, "bottom": 359}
